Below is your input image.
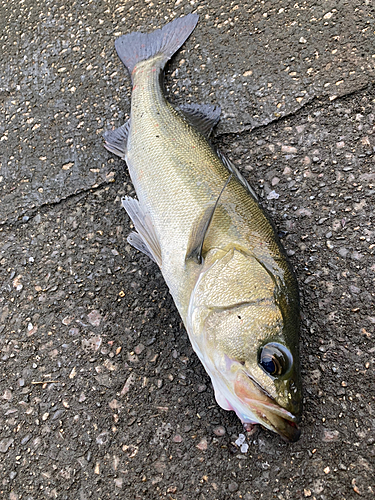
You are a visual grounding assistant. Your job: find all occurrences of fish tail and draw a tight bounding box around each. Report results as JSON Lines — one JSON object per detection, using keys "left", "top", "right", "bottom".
{"left": 115, "top": 14, "right": 199, "bottom": 78}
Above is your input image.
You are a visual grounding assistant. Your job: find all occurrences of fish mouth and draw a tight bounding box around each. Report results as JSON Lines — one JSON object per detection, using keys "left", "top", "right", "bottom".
{"left": 234, "top": 370, "right": 301, "bottom": 442}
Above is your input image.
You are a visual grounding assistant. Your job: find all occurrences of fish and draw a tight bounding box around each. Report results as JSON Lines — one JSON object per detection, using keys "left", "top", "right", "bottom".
{"left": 104, "top": 14, "right": 302, "bottom": 442}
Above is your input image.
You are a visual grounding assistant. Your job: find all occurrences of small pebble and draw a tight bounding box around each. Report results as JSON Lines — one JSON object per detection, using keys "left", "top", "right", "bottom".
{"left": 134, "top": 343, "right": 145, "bottom": 354}
{"left": 114, "top": 477, "right": 123, "bottom": 488}
{"left": 0, "top": 438, "right": 14, "bottom": 453}
{"left": 82, "top": 335, "right": 102, "bottom": 352}
{"left": 109, "top": 399, "right": 120, "bottom": 410}
{"left": 52, "top": 409, "right": 65, "bottom": 420}
{"left": 196, "top": 437, "right": 208, "bottom": 451}
{"left": 228, "top": 482, "right": 239, "bottom": 493}
{"left": 62, "top": 316, "right": 74, "bottom": 326}
{"left": 21, "top": 435, "right": 31, "bottom": 445}
{"left": 267, "top": 190, "right": 279, "bottom": 200}
{"left": 120, "top": 373, "right": 136, "bottom": 395}
{"left": 79, "top": 392, "right": 86, "bottom": 403}
{"left": 96, "top": 432, "right": 109, "bottom": 445}
{"left": 2, "top": 389, "right": 12, "bottom": 400}
{"left": 281, "top": 145, "right": 297, "bottom": 154}
{"left": 87, "top": 310, "right": 102, "bottom": 327}
{"left": 338, "top": 247, "right": 349, "bottom": 258}
{"left": 322, "top": 429, "right": 339, "bottom": 442}
{"left": 213, "top": 426, "right": 226, "bottom": 437}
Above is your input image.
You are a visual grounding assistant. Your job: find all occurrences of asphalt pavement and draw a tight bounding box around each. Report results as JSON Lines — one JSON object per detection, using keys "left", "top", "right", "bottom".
{"left": 1, "top": 1, "right": 374, "bottom": 499}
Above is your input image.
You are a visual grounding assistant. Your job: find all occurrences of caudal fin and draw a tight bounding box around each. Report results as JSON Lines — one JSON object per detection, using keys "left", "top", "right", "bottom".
{"left": 115, "top": 14, "right": 199, "bottom": 77}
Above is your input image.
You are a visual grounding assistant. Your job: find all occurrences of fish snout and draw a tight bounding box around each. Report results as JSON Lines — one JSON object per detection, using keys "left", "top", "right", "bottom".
{"left": 233, "top": 370, "right": 301, "bottom": 442}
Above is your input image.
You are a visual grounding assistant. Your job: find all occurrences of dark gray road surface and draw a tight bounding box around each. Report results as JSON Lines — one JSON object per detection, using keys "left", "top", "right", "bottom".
{"left": 1, "top": 1, "right": 374, "bottom": 499}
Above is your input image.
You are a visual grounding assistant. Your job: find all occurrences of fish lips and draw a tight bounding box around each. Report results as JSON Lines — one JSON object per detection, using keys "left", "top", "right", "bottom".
{"left": 234, "top": 370, "right": 301, "bottom": 442}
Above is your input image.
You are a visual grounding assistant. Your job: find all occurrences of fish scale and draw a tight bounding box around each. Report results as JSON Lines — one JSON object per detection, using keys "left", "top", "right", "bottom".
{"left": 129, "top": 57, "right": 291, "bottom": 307}
{"left": 104, "top": 14, "right": 302, "bottom": 442}
{"left": 128, "top": 58, "right": 236, "bottom": 302}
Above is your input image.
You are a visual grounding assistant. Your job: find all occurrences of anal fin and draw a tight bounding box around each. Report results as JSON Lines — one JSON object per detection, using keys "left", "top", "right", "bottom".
{"left": 122, "top": 197, "right": 162, "bottom": 267}
{"left": 103, "top": 120, "right": 130, "bottom": 159}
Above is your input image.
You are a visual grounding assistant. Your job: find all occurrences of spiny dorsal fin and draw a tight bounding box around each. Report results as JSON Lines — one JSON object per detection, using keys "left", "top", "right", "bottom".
{"left": 186, "top": 174, "right": 233, "bottom": 264}
{"left": 122, "top": 197, "right": 162, "bottom": 267}
{"left": 216, "top": 150, "right": 258, "bottom": 201}
{"left": 179, "top": 103, "right": 221, "bottom": 138}
{"left": 103, "top": 119, "right": 130, "bottom": 159}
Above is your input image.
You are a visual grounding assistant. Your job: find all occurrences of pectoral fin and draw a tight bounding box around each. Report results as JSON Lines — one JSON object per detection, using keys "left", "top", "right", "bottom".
{"left": 122, "top": 197, "right": 162, "bottom": 267}
{"left": 186, "top": 174, "right": 232, "bottom": 264}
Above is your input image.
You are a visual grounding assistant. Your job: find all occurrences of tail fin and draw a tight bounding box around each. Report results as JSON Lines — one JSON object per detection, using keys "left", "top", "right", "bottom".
{"left": 115, "top": 14, "right": 199, "bottom": 77}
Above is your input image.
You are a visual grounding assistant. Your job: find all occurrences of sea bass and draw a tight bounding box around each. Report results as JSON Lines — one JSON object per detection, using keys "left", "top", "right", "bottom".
{"left": 104, "top": 14, "right": 302, "bottom": 441}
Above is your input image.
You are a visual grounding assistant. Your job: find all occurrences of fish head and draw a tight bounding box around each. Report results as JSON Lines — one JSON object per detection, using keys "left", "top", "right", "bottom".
{"left": 188, "top": 247, "right": 302, "bottom": 442}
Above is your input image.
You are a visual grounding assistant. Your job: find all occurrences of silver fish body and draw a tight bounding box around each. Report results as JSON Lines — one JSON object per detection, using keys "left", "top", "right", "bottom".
{"left": 104, "top": 15, "right": 302, "bottom": 441}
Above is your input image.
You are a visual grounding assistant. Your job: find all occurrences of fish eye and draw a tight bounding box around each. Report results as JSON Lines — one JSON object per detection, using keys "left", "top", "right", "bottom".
{"left": 258, "top": 343, "right": 292, "bottom": 377}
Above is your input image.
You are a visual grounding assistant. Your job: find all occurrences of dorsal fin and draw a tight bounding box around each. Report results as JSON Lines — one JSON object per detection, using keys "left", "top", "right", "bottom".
{"left": 186, "top": 174, "right": 233, "bottom": 264}
{"left": 179, "top": 103, "right": 221, "bottom": 137}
